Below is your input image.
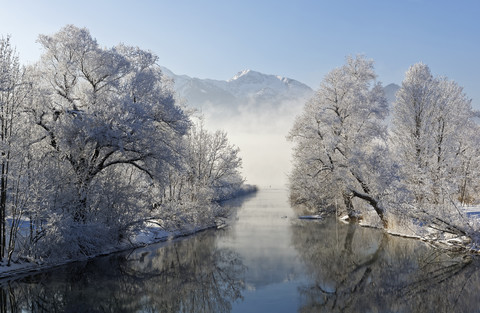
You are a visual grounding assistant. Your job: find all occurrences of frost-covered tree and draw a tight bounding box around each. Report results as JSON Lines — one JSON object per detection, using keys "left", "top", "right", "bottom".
{"left": 154, "top": 119, "right": 244, "bottom": 229}
{"left": 160, "top": 119, "right": 243, "bottom": 204}
{"left": 17, "top": 25, "right": 192, "bottom": 258}
{"left": 185, "top": 120, "right": 243, "bottom": 201}
{"left": 390, "top": 63, "right": 480, "bottom": 242}
{"left": 288, "top": 56, "right": 390, "bottom": 227}
{"left": 457, "top": 122, "right": 480, "bottom": 205}
{"left": 29, "top": 25, "right": 189, "bottom": 223}
{"left": 0, "top": 36, "right": 32, "bottom": 263}
{"left": 391, "top": 63, "right": 475, "bottom": 205}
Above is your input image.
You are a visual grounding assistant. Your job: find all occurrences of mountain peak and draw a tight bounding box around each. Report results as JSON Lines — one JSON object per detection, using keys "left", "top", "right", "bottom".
{"left": 228, "top": 69, "right": 298, "bottom": 87}
{"left": 229, "top": 69, "right": 257, "bottom": 81}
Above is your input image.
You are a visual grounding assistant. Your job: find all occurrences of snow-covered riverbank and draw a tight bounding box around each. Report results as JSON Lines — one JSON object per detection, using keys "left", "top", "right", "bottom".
{"left": 351, "top": 205, "right": 480, "bottom": 254}
{"left": 0, "top": 221, "right": 219, "bottom": 283}
{"left": 0, "top": 185, "right": 258, "bottom": 283}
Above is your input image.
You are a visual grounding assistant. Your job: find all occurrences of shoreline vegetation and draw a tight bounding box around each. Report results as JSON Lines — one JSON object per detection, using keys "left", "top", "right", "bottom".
{"left": 354, "top": 216, "right": 478, "bottom": 255}
{"left": 0, "top": 185, "right": 258, "bottom": 283}
{"left": 298, "top": 209, "right": 479, "bottom": 258}
{"left": 299, "top": 211, "right": 479, "bottom": 255}
{"left": 289, "top": 56, "right": 480, "bottom": 255}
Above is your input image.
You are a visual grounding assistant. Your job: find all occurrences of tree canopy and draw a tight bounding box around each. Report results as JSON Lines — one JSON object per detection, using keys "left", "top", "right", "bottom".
{"left": 289, "top": 57, "right": 480, "bottom": 246}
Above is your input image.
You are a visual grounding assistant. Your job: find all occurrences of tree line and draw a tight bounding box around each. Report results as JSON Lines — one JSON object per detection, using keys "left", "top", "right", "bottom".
{"left": 0, "top": 25, "right": 248, "bottom": 265}
{"left": 289, "top": 56, "right": 480, "bottom": 246}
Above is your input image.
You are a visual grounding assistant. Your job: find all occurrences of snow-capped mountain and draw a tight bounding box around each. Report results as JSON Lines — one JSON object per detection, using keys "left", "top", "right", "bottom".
{"left": 160, "top": 66, "right": 314, "bottom": 115}
{"left": 226, "top": 69, "right": 313, "bottom": 100}
{"left": 162, "top": 66, "right": 400, "bottom": 116}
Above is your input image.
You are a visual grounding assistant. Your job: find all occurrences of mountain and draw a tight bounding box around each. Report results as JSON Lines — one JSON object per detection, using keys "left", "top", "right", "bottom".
{"left": 160, "top": 67, "right": 314, "bottom": 116}
{"left": 226, "top": 69, "right": 313, "bottom": 101}
{"left": 162, "top": 66, "right": 400, "bottom": 115}
{"left": 384, "top": 83, "right": 400, "bottom": 106}
{"left": 383, "top": 83, "right": 400, "bottom": 126}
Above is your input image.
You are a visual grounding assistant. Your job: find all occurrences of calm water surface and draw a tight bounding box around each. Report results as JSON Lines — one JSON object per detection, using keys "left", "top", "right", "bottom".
{"left": 2, "top": 189, "right": 480, "bottom": 312}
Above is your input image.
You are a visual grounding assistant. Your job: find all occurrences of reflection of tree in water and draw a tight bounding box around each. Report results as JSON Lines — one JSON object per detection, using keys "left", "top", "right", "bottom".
{"left": 291, "top": 218, "right": 480, "bottom": 313}
{"left": 1, "top": 231, "right": 245, "bottom": 313}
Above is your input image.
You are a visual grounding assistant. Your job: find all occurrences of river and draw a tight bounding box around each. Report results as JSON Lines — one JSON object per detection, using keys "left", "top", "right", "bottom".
{"left": 1, "top": 188, "right": 480, "bottom": 312}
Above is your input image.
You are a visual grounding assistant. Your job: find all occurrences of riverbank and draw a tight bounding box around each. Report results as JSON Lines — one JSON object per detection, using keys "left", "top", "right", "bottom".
{"left": 0, "top": 186, "right": 258, "bottom": 283}
{"left": 0, "top": 186, "right": 259, "bottom": 283}
{"left": 340, "top": 210, "right": 480, "bottom": 255}
{"left": 0, "top": 221, "right": 219, "bottom": 284}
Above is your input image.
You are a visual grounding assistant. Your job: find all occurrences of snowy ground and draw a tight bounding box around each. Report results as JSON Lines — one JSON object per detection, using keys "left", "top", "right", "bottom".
{"left": 0, "top": 221, "right": 215, "bottom": 283}
{"left": 333, "top": 204, "right": 480, "bottom": 254}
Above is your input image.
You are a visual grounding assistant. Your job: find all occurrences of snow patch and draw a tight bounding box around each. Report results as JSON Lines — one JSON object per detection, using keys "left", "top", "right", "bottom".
{"left": 298, "top": 215, "right": 323, "bottom": 220}
{"left": 229, "top": 69, "right": 252, "bottom": 81}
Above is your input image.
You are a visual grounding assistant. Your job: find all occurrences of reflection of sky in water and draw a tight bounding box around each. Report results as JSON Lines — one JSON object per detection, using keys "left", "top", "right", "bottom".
{"left": 218, "top": 188, "right": 307, "bottom": 289}
{"left": 232, "top": 280, "right": 302, "bottom": 313}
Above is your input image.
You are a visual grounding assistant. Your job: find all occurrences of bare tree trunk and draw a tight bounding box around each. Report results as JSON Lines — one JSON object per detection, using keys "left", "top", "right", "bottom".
{"left": 459, "top": 157, "right": 472, "bottom": 205}
{"left": 349, "top": 170, "right": 389, "bottom": 228}
{"left": 74, "top": 175, "right": 92, "bottom": 223}
{"left": 351, "top": 190, "right": 388, "bottom": 229}
{"left": 342, "top": 192, "right": 355, "bottom": 220}
{"left": 0, "top": 160, "right": 6, "bottom": 261}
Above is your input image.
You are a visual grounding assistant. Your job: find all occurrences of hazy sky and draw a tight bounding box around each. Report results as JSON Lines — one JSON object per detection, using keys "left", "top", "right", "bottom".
{"left": 1, "top": 0, "right": 479, "bottom": 107}
{"left": 1, "top": 0, "right": 479, "bottom": 187}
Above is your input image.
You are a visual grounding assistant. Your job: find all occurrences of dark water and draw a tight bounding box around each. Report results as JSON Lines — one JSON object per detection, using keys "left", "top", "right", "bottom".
{"left": 2, "top": 189, "right": 480, "bottom": 312}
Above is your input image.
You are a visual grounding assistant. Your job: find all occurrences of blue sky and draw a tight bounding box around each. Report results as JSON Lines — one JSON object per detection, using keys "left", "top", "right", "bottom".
{"left": 1, "top": 0, "right": 479, "bottom": 107}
